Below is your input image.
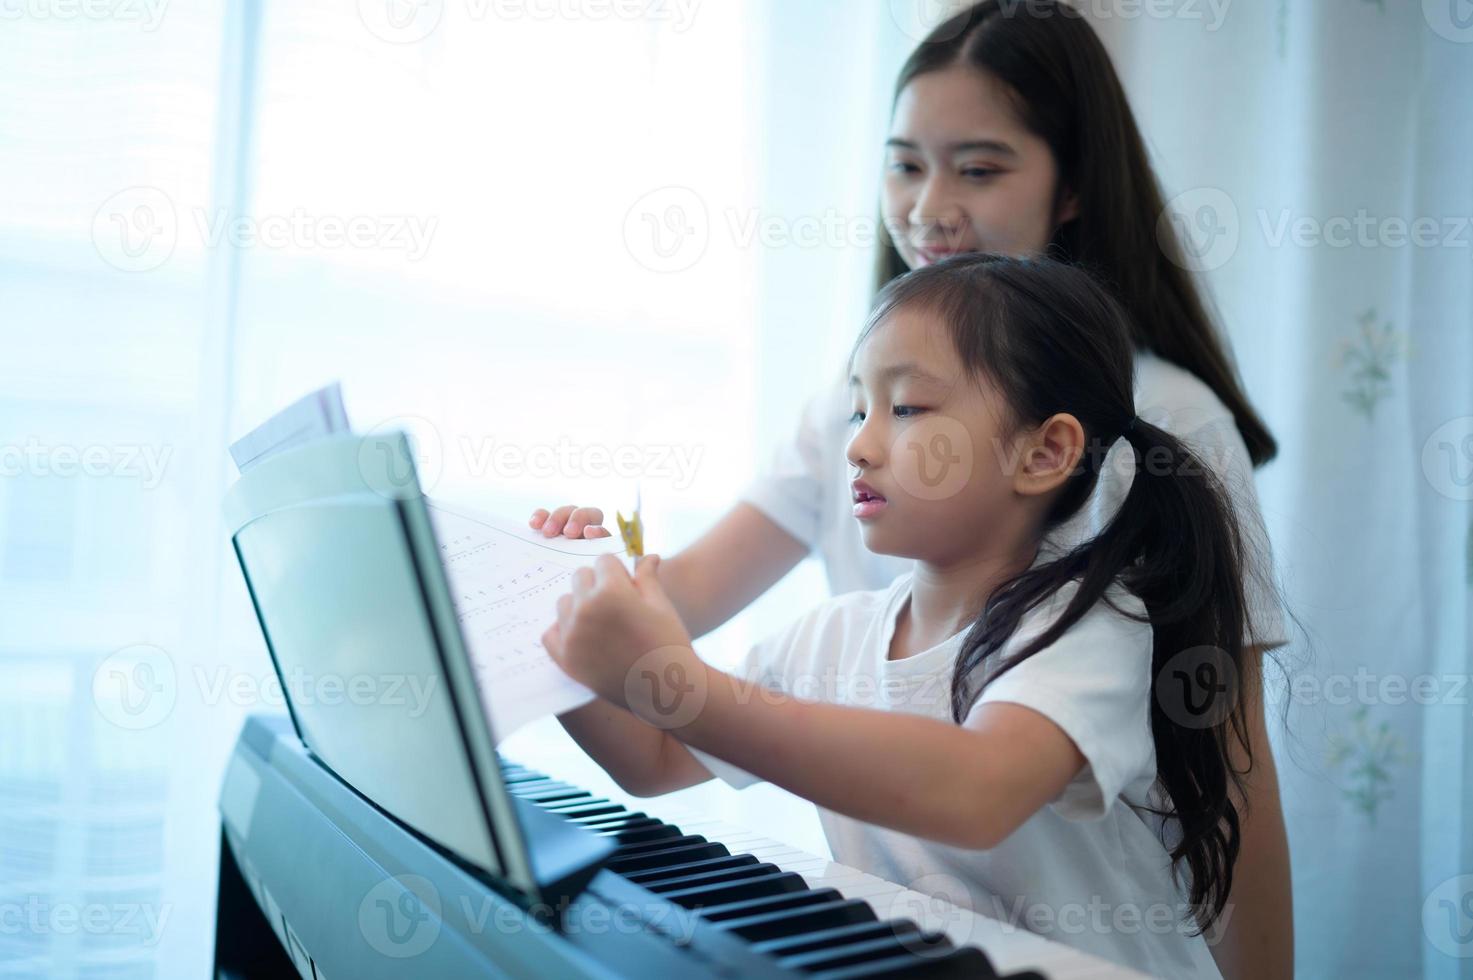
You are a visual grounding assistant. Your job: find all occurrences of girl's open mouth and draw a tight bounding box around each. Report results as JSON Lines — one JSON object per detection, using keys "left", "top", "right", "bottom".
{"left": 851, "top": 481, "right": 888, "bottom": 519}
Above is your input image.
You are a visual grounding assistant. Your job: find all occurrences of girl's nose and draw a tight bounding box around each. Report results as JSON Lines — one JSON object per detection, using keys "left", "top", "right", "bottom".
{"left": 846, "top": 424, "right": 881, "bottom": 471}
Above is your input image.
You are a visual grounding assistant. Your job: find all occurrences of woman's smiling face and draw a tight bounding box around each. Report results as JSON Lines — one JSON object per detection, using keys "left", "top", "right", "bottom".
{"left": 882, "top": 64, "right": 1076, "bottom": 269}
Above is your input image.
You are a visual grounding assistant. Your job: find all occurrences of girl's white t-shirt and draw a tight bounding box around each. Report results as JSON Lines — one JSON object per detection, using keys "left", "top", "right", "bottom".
{"left": 689, "top": 569, "right": 1225, "bottom": 979}
{"left": 740, "top": 349, "right": 1288, "bottom": 650}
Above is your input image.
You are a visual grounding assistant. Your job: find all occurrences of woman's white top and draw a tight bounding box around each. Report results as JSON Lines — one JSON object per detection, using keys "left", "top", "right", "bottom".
{"left": 740, "top": 349, "right": 1287, "bottom": 649}
{"left": 690, "top": 567, "right": 1226, "bottom": 979}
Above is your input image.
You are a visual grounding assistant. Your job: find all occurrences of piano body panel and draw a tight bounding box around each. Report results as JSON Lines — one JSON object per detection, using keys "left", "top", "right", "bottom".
{"left": 216, "top": 715, "right": 786, "bottom": 979}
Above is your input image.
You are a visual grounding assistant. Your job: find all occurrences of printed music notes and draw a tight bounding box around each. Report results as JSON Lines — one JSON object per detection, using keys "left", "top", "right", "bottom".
{"left": 427, "top": 502, "right": 630, "bottom": 740}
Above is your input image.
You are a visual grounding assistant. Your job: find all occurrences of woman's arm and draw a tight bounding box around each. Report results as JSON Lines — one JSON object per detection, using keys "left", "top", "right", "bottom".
{"left": 533, "top": 502, "right": 809, "bottom": 637}
{"left": 1208, "top": 647, "right": 1294, "bottom": 980}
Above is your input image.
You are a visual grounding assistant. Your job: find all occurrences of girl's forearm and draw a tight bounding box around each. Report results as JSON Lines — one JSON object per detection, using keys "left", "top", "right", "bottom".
{"left": 671, "top": 661, "right": 1055, "bottom": 849}
{"left": 558, "top": 699, "right": 707, "bottom": 797}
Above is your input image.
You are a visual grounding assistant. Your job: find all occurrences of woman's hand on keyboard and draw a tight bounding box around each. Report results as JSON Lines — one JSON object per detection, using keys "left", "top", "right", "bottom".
{"left": 530, "top": 504, "right": 612, "bottom": 540}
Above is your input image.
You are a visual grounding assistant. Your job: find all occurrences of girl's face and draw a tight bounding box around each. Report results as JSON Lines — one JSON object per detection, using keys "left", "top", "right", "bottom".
{"left": 846, "top": 306, "right": 1023, "bottom": 565}
{"left": 882, "top": 65, "right": 1077, "bottom": 268}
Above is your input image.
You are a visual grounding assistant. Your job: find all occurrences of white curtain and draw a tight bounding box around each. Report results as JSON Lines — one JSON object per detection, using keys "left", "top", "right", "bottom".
{"left": 1091, "top": 3, "right": 1473, "bottom": 977}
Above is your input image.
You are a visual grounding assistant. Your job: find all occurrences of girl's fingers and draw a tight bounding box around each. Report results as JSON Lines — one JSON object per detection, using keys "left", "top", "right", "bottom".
{"left": 542, "top": 504, "right": 576, "bottom": 537}
{"left": 570, "top": 567, "right": 595, "bottom": 597}
{"left": 555, "top": 592, "right": 574, "bottom": 620}
{"left": 563, "top": 506, "right": 606, "bottom": 538}
{"left": 541, "top": 622, "right": 562, "bottom": 657}
{"left": 633, "top": 555, "right": 668, "bottom": 602}
{"left": 583, "top": 526, "right": 612, "bottom": 539}
{"left": 593, "top": 553, "right": 631, "bottom": 587}
{"left": 529, "top": 508, "right": 549, "bottom": 529}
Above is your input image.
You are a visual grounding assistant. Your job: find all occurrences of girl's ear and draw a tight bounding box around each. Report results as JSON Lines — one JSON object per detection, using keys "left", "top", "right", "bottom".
{"left": 1054, "top": 186, "right": 1080, "bottom": 228}
{"left": 1013, "top": 413, "right": 1085, "bottom": 498}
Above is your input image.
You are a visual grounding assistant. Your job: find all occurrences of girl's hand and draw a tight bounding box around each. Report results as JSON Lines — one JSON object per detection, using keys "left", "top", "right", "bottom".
{"left": 542, "top": 555, "right": 697, "bottom": 712}
{"left": 530, "top": 504, "right": 611, "bottom": 539}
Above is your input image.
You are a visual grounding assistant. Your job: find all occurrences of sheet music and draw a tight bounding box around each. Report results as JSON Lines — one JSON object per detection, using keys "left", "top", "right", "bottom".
{"left": 230, "top": 382, "right": 349, "bottom": 473}
{"left": 427, "top": 502, "right": 629, "bottom": 741}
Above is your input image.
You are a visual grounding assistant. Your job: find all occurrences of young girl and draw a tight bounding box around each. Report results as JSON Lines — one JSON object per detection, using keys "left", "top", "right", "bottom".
{"left": 535, "top": 3, "right": 1290, "bottom": 976}
{"left": 543, "top": 255, "right": 1254, "bottom": 979}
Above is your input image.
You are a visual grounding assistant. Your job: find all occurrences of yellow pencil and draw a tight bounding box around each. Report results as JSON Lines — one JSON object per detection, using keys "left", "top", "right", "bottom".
{"left": 616, "top": 487, "right": 643, "bottom": 559}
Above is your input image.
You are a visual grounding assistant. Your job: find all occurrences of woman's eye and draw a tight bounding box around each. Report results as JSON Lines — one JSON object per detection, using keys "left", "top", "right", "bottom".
{"left": 888, "top": 161, "right": 921, "bottom": 176}
{"left": 961, "top": 166, "right": 999, "bottom": 180}
{"left": 848, "top": 410, "right": 865, "bottom": 425}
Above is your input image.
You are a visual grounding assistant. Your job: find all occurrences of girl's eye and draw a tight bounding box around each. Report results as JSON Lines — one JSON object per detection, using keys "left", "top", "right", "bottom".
{"left": 893, "top": 405, "right": 924, "bottom": 419}
{"left": 848, "top": 410, "right": 865, "bottom": 425}
{"left": 961, "top": 166, "right": 1000, "bottom": 180}
{"left": 888, "top": 160, "right": 921, "bottom": 176}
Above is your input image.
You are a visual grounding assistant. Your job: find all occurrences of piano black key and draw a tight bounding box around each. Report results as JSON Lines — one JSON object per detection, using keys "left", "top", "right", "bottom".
{"left": 611, "top": 834, "right": 708, "bottom": 856}
{"left": 621, "top": 854, "right": 760, "bottom": 885}
{"left": 499, "top": 770, "right": 546, "bottom": 784}
{"left": 696, "top": 886, "right": 842, "bottom": 923}
{"left": 597, "top": 825, "right": 684, "bottom": 847}
{"left": 751, "top": 919, "right": 920, "bottom": 958}
{"left": 606, "top": 842, "right": 729, "bottom": 875}
{"left": 642, "top": 862, "right": 779, "bottom": 895}
{"left": 570, "top": 811, "right": 647, "bottom": 826}
{"left": 662, "top": 872, "right": 807, "bottom": 910}
{"left": 779, "top": 932, "right": 953, "bottom": 973}
{"left": 586, "top": 817, "right": 664, "bottom": 834}
{"left": 586, "top": 807, "right": 662, "bottom": 825}
{"left": 514, "top": 786, "right": 593, "bottom": 804}
{"left": 505, "top": 776, "right": 574, "bottom": 788}
{"left": 808, "top": 945, "right": 1001, "bottom": 980}
{"left": 721, "top": 900, "right": 882, "bottom": 945}
{"left": 545, "top": 800, "right": 626, "bottom": 818}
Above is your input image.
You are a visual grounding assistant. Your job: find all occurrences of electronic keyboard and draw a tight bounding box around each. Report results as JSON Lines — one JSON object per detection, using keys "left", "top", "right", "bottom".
{"left": 214, "top": 715, "right": 1147, "bottom": 979}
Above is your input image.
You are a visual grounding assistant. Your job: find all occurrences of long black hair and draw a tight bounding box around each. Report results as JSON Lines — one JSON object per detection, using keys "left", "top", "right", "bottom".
{"left": 858, "top": 253, "right": 1250, "bottom": 931}
{"left": 876, "top": 0, "right": 1278, "bottom": 469}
